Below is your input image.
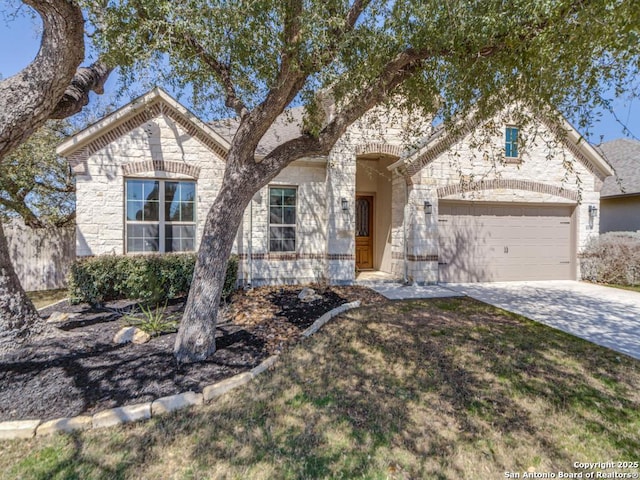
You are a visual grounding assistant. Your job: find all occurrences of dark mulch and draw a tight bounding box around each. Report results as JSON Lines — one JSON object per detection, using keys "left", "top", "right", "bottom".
{"left": 0, "top": 285, "right": 386, "bottom": 422}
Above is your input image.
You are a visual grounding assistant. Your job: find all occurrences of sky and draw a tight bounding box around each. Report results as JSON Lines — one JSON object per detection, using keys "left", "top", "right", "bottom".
{"left": 1, "top": 8, "right": 639, "bottom": 145}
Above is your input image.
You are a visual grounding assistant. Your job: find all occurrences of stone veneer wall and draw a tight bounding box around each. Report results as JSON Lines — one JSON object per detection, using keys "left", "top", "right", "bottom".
{"left": 75, "top": 113, "right": 226, "bottom": 256}
{"left": 236, "top": 162, "right": 328, "bottom": 286}
{"left": 400, "top": 121, "right": 603, "bottom": 283}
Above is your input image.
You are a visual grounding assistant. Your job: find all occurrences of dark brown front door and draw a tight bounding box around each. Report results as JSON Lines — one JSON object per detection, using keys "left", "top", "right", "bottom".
{"left": 355, "top": 195, "right": 374, "bottom": 269}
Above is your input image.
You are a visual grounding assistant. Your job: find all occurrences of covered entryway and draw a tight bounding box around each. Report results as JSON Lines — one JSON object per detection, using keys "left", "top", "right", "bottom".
{"left": 354, "top": 154, "right": 396, "bottom": 273}
{"left": 438, "top": 202, "right": 575, "bottom": 282}
{"left": 355, "top": 195, "right": 374, "bottom": 269}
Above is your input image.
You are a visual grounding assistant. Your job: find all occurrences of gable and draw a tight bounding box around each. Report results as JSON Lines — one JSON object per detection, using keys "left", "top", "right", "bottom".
{"left": 57, "top": 88, "right": 230, "bottom": 174}
{"left": 391, "top": 111, "right": 613, "bottom": 182}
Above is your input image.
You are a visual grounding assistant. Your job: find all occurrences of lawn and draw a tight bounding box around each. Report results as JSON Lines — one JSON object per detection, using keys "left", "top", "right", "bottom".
{"left": 1, "top": 297, "right": 639, "bottom": 479}
{"left": 26, "top": 289, "right": 67, "bottom": 310}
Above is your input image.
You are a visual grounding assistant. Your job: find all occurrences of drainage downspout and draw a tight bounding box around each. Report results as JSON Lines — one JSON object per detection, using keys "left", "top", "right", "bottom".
{"left": 403, "top": 180, "right": 408, "bottom": 284}
{"left": 248, "top": 196, "right": 253, "bottom": 288}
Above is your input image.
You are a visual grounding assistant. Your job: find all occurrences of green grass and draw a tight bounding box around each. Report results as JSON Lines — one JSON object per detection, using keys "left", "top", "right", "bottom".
{"left": 605, "top": 283, "right": 640, "bottom": 293}
{"left": 26, "top": 289, "right": 67, "bottom": 309}
{"left": 1, "top": 297, "right": 639, "bottom": 479}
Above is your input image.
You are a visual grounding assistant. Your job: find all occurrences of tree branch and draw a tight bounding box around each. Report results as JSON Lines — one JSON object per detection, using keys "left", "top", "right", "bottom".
{"left": 182, "top": 34, "right": 249, "bottom": 119}
{"left": 0, "top": 0, "right": 84, "bottom": 160}
{"left": 49, "top": 61, "right": 113, "bottom": 119}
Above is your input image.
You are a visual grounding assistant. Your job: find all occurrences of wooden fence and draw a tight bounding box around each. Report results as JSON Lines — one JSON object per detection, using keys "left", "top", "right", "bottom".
{"left": 4, "top": 221, "right": 75, "bottom": 292}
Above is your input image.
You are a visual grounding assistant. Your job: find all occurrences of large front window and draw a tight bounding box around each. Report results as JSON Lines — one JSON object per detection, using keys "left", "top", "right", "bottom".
{"left": 126, "top": 179, "right": 196, "bottom": 253}
{"left": 269, "top": 187, "right": 296, "bottom": 252}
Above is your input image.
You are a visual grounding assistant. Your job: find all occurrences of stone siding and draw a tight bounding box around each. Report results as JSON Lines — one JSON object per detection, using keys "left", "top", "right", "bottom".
{"left": 75, "top": 113, "right": 225, "bottom": 256}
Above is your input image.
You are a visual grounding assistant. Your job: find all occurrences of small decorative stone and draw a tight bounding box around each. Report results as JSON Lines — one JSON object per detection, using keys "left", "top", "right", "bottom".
{"left": 298, "top": 287, "right": 315, "bottom": 300}
{"left": 113, "top": 326, "right": 150, "bottom": 344}
{"left": 132, "top": 329, "right": 151, "bottom": 344}
{"left": 46, "top": 311, "right": 79, "bottom": 323}
{"left": 298, "top": 287, "right": 322, "bottom": 303}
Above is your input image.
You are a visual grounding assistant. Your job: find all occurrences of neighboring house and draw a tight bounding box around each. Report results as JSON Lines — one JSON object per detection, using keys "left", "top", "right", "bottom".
{"left": 597, "top": 138, "right": 640, "bottom": 233}
{"left": 57, "top": 88, "right": 613, "bottom": 285}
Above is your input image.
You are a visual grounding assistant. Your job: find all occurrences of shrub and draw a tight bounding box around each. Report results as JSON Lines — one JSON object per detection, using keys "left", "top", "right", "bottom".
{"left": 68, "top": 253, "right": 239, "bottom": 306}
{"left": 122, "top": 301, "right": 179, "bottom": 336}
{"left": 580, "top": 232, "right": 640, "bottom": 286}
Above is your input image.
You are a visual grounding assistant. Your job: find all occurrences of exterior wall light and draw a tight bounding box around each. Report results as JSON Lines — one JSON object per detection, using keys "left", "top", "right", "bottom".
{"left": 424, "top": 201, "right": 433, "bottom": 215}
{"left": 588, "top": 205, "right": 598, "bottom": 218}
{"left": 341, "top": 197, "right": 349, "bottom": 212}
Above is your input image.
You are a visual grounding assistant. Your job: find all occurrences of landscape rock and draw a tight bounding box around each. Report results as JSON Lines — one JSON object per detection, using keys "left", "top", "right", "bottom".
{"left": 298, "top": 287, "right": 322, "bottom": 303}
{"left": 132, "top": 329, "right": 151, "bottom": 344}
{"left": 113, "top": 326, "right": 150, "bottom": 344}
{"left": 46, "top": 311, "right": 80, "bottom": 323}
{"left": 203, "top": 372, "right": 253, "bottom": 402}
{"left": 92, "top": 403, "right": 151, "bottom": 429}
{"left": 0, "top": 420, "right": 41, "bottom": 440}
{"left": 36, "top": 416, "right": 92, "bottom": 436}
{"left": 250, "top": 355, "right": 279, "bottom": 377}
{"left": 151, "top": 391, "right": 203, "bottom": 415}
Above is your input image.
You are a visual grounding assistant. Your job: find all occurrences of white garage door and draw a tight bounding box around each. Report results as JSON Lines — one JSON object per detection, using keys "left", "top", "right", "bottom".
{"left": 438, "top": 202, "right": 574, "bottom": 282}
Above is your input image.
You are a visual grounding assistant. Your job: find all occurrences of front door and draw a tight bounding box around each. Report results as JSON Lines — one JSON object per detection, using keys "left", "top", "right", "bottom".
{"left": 355, "top": 195, "right": 374, "bottom": 269}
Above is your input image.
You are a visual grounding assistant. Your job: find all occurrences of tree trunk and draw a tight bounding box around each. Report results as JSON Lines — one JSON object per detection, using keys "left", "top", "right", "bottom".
{"left": 0, "top": 222, "right": 43, "bottom": 349}
{"left": 174, "top": 162, "right": 256, "bottom": 363}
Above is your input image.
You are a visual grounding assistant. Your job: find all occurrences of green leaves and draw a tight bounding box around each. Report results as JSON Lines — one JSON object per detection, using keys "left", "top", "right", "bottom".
{"left": 90, "top": 0, "right": 639, "bottom": 137}
{"left": 0, "top": 120, "right": 74, "bottom": 227}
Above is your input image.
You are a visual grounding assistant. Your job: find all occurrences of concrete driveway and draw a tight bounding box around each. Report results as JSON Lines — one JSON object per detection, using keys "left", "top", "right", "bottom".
{"left": 445, "top": 281, "right": 640, "bottom": 361}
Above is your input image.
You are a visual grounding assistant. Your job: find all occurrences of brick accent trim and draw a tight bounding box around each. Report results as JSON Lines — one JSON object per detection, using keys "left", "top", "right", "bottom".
{"left": 355, "top": 143, "right": 403, "bottom": 158}
{"left": 407, "top": 254, "right": 439, "bottom": 262}
{"left": 327, "top": 253, "right": 355, "bottom": 261}
{"left": 122, "top": 160, "right": 201, "bottom": 179}
{"left": 437, "top": 179, "right": 579, "bottom": 202}
{"left": 238, "top": 253, "right": 325, "bottom": 261}
{"left": 68, "top": 100, "right": 228, "bottom": 175}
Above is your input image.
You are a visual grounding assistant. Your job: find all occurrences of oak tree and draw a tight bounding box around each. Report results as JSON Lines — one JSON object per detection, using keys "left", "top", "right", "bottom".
{"left": 0, "top": 0, "right": 111, "bottom": 348}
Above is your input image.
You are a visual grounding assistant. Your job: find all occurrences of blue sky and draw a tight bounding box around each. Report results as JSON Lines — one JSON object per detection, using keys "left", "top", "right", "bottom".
{"left": 1, "top": 9, "right": 638, "bottom": 145}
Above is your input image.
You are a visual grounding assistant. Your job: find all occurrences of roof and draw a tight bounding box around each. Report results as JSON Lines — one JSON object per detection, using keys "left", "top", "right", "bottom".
{"left": 597, "top": 138, "right": 640, "bottom": 198}
{"left": 210, "top": 107, "right": 306, "bottom": 157}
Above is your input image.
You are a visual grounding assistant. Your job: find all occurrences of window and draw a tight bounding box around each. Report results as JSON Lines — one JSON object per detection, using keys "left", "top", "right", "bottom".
{"left": 505, "top": 126, "right": 519, "bottom": 158}
{"left": 126, "top": 179, "right": 196, "bottom": 253}
{"left": 269, "top": 187, "right": 296, "bottom": 252}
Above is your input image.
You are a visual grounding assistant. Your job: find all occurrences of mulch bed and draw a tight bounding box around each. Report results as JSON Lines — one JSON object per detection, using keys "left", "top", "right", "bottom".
{"left": 0, "top": 285, "right": 386, "bottom": 422}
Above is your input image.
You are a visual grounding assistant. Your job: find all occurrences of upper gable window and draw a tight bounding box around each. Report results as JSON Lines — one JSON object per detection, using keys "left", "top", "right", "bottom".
{"left": 505, "top": 126, "right": 519, "bottom": 158}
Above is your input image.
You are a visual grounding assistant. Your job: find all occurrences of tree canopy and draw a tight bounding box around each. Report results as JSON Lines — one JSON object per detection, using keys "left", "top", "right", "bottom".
{"left": 87, "top": 0, "right": 640, "bottom": 362}
{"left": 0, "top": 120, "right": 75, "bottom": 228}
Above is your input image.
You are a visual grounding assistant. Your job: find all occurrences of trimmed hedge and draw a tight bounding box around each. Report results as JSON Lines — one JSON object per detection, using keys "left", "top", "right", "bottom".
{"left": 68, "top": 253, "right": 238, "bottom": 306}
{"left": 580, "top": 232, "right": 640, "bottom": 286}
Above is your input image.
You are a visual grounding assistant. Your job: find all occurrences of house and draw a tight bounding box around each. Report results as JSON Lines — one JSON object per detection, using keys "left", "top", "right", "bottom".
{"left": 57, "top": 88, "right": 613, "bottom": 285}
{"left": 597, "top": 138, "right": 640, "bottom": 233}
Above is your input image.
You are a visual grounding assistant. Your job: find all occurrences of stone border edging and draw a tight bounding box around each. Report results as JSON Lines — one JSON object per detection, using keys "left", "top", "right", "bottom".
{"left": 36, "top": 297, "right": 69, "bottom": 312}
{"left": 0, "top": 300, "right": 361, "bottom": 441}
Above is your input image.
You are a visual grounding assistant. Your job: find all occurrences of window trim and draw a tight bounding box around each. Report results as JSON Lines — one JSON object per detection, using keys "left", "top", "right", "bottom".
{"left": 124, "top": 177, "right": 197, "bottom": 254}
{"left": 505, "top": 125, "right": 519, "bottom": 160}
{"left": 268, "top": 185, "right": 298, "bottom": 253}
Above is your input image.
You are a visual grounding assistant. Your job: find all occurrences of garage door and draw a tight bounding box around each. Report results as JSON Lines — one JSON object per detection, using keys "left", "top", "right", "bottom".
{"left": 438, "top": 202, "right": 574, "bottom": 282}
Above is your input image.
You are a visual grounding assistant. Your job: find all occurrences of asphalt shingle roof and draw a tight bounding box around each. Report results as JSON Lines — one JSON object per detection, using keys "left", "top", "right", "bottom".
{"left": 597, "top": 138, "right": 640, "bottom": 198}
{"left": 209, "top": 107, "right": 306, "bottom": 157}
